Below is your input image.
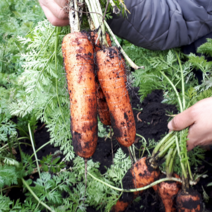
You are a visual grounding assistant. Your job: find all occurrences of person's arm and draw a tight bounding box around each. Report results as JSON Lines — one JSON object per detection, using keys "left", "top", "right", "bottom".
{"left": 167, "top": 97, "right": 212, "bottom": 151}
{"left": 107, "top": 0, "right": 212, "bottom": 50}
{"left": 38, "top": 0, "right": 69, "bottom": 26}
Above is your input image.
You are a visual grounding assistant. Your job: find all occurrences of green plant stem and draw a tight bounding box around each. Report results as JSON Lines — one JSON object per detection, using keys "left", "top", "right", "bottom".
{"left": 180, "top": 130, "right": 193, "bottom": 181}
{"left": 176, "top": 52, "right": 185, "bottom": 110}
{"left": 23, "top": 140, "right": 51, "bottom": 170}
{"left": 17, "top": 137, "right": 30, "bottom": 141}
{"left": 136, "top": 133, "right": 151, "bottom": 157}
{"left": 1, "top": 185, "right": 21, "bottom": 192}
{"left": 168, "top": 148, "right": 177, "bottom": 177}
{"left": 166, "top": 147, "right": 177, "bottom": 177}
{"left": 85, "top": 0, "right": 99, "bottom": 29}
{"left": 152, "top": 131, "right": 174, "bottom": 156}
{"left": 28, "top": 123, "right": 41, "bottom": 178}
{"left": 160, "top": 71, "right": 183, "bottom": 113}
{"left": 88, "top": 172, "right": 182, "bottom": 192}
{"left": 175, "top": 135, "right": 187, "bottom": 181}
{"left": 93, "top": 0, "right": 108, "bottom": 47}
{"left": 156, "top": 136, "right": 176, "bottom": 159}
{"left": 22, "top": 178, "right": 55, "bottom": 212}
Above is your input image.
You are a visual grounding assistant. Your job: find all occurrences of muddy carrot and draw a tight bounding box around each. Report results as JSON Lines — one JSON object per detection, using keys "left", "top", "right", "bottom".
{"left": 153, "top": 173, "right": 181, "bottom": 212}
{"left": 176, "top": 189, "right": 203, "bottom": 212}
{"left": 111, "top": 157, "right": 160, "bottom": 212}
{"left": 62, "top": 32, "right": 98, "bottom": 158}
{"left": 96, "top": 46, "right": 136, "bottom": 147}
{"left": 90, "top": 31, "right": 112, "bottom": 125}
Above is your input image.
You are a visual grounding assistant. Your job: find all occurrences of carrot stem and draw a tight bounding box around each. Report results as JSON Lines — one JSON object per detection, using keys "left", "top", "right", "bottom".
{"left": 175, "top": 135, "right": 187, "bottom": 188}
{"left": 152, "top": 131, "right": 174, "bottom": 156}
{"left": 166, "top": 147, "right": 174, "bottom": 177}
{"left": 176, "top": 52, "right": 185, "bottom": 110}
{"left": 157, "top": 137, "right": 176, "bottom": 159}
{"left": 85, "top": 0, "right": 99, "bottom": 29}
{"left": 28, "top": 123, "right": 41, "bottom": 178}
{"left": 84, "top": 158, "right": 87, "bottom": 203}
{"left": 89, "top": 0, "right": 108, "bottom": 47}
{"left": 87, "top": 172, "right": 182, "bottom": 192}
{"left": 167, "top": 148, "right": 177, "bottom": 177}
{"left": 69, "top": 0, "right": 80, "bottom": 33}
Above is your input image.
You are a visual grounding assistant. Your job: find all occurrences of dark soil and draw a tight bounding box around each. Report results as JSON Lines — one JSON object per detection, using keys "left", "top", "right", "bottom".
{"left": 11, "top": 89, "right": 212, "bottom": 212}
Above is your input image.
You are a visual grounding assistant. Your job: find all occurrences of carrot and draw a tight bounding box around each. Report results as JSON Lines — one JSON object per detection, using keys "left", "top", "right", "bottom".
{"left": 96, "top": 85, "right": 111, "bottom": 125}
{"left": 96, "top": 46, "right": 136, "bottom": 147}
{"left": 176, "top": 189, "right": 203, "bottom": 212}
{"left": 90, "top": 31, "right": 112, "bottom": 125}
{"left": 153, "top": 173, "right": 181, "bottom": 212}
{"left": 111, "top": 156, "right": 160, "bottom": 212}
{"left": 62, "top": 32, "right": 98, "bottom": 158}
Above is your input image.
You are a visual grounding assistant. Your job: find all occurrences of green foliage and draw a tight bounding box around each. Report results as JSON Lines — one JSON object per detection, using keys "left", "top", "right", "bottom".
{"left": 97, "top": 117, "right": 109, "bottom": 138}
{"left": 197, "top": 38, "right": 212, "bottom": 57}
{"left": 40, "top": 154, "right": 66, "bottom": 173}
{"left": 9, "top": 21, "right": 74, "bottom": 160}
{"left": 0, "top": 164, "right": 23, "bottom": 188}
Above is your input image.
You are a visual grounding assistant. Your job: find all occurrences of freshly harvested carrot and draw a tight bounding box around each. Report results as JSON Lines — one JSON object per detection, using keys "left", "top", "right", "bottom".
{"left": 62, "top": 32, "right": 98, "bottom": 158}
{"left": 111, "top": 157, "right": 160, "bottom": 212}
{"left": 176, "top": 189, "right": 203, "bottom": 212}
{"left": 90, "top": 31, "right": 112, "bottom": 125}
{"left": 153, "top": 173, "right": 181, "bottom": 212}
{"left": 96, "top": 85, "right": 111, "bottom": 125}
{"left": 96, "top": 47, "right": 136, "bottom": 147}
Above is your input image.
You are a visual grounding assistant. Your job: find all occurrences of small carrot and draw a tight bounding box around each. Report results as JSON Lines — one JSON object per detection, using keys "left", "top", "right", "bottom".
{"left": 62, "top": 32, "right": 98, "bottom": 158}
{"left": 176, "top": 189, "right": 203, "bottom": 212}
{"left": 96, "top": 47, "right": 136, "bottom": 147}
{"left": 154, "top": 173, "right": 181, "bottom": 212}
{"left": 111, "top": 157, "right": 160, "bottom": 212}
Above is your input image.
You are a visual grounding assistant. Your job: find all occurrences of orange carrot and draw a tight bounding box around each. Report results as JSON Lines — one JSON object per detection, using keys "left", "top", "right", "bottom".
{"left": 96, "top": 47, "right": 136, "bottom": 147}
{"left": 176, "top": 189, "right": 203, "bottom": 212}
{"left": 111, "top": 157, "right": 160, "bottom": 212}
{"left": 90, "top": 31, "right": 112, "bottom": 125}
{"left": 154, "top": 173, "right": 181, "bottom": 212}
{"left": 96, "top": 85, "right": 111, "bottom": 125}
{"left": 62, "top": 32, "right": 97, "bottom": 158}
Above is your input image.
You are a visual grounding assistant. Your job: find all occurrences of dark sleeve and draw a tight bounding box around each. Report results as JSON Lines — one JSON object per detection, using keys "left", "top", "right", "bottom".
{"left": 107, "top": 0, "right": 212, "bottom": 50}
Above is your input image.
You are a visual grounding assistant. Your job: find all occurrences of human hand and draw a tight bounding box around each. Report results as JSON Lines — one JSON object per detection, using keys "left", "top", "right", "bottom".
{"left": 39, "top": 0, "right": 69, "bottom": 26}
{"left": 167, "top": 97, "right": 212, "bottom": 151}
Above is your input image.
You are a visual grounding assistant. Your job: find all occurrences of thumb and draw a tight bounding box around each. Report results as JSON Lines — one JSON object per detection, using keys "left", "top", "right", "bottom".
{"left": 167, "top": 107, "right": 195, "bottom": 131}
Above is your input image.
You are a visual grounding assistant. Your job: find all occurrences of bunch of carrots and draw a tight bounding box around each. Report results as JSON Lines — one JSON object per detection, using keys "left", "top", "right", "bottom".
{"left": 62, "top": 1, "right": 203, "bottom": 212}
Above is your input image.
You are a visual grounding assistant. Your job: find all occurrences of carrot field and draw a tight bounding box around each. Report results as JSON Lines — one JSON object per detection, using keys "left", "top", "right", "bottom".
{"left": 1, "top": 1, "right": 212, "bottom": 211}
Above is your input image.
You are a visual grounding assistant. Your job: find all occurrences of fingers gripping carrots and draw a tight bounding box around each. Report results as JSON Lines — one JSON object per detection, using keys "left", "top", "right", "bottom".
{"left": 62, "top": 32, "right": 98, "bottom": 158}
{"left": 96, "top": 47, "right": 136, "bottom": 147}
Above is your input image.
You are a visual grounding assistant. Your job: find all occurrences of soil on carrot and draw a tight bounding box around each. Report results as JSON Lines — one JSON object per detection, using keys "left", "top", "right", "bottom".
{"left": 11, "top": 89, "right": 212, "bottom": 212}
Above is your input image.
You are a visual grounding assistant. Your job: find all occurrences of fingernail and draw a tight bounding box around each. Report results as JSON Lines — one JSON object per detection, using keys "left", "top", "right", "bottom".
{"left": 168, "top": 120, "right": 173, "bottom": 131}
